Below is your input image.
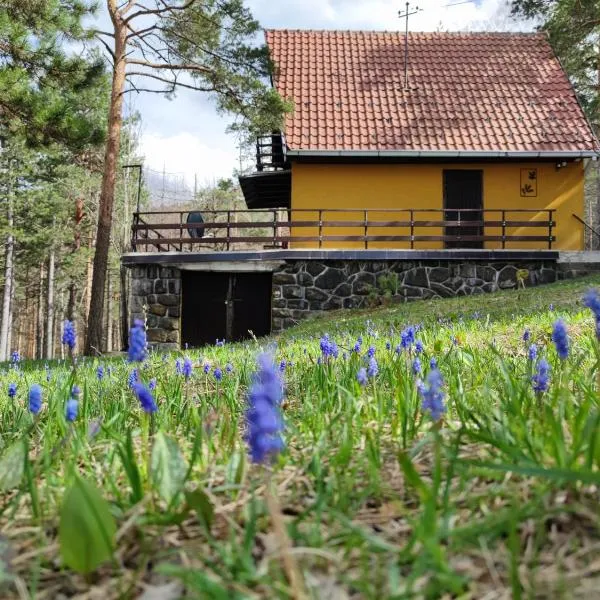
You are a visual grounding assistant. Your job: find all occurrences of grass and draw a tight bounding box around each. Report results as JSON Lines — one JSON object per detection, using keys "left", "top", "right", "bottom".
{"left": 1, "top": 275, "right": 600, "bottom": 599}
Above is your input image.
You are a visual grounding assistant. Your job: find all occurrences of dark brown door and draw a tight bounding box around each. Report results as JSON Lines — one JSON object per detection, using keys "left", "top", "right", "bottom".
{"left": 443, "top": 170, "right": 483, "bottom": 249}
{"left": 181, "top": 271, "right": 272, "bottom": 347}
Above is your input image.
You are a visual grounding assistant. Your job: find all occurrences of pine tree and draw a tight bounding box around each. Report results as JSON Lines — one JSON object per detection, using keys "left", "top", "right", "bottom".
{"left": 84, "top": 0, "right": 291, "bottom": 355}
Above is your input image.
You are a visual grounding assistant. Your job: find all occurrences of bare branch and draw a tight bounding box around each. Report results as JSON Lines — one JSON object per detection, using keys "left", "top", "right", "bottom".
{"left": 125, "top": 70, "right": 215, "bottom": 93}
{"left": 91, "top": 30, "right": 116, "bottom": 38}
{"left": 125, "top": 58, "right": 211, "bottom": 74}
{"left": 124, "top": 0, "right": 198, "bottom": 24}
{"left": 118, "top": 0, "right": 139, "bottom": 15}
{"left": 96, "top": 36, "right": 116, "bottom": 63}
{"left": 126, "top": 23, "right": 159, "bottom": 40}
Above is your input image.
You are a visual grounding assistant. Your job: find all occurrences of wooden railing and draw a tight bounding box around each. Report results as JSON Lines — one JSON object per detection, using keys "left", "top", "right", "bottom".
{"left": 131, "top": 208, "right": 556, "bottom": 252}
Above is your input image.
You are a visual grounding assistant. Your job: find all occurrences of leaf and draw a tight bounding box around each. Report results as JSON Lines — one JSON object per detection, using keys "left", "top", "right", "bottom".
{"left": 0, "top": 440, "right": 25, "bottom": 492}
{"left": 59, "top": 477, "right": 116, "bottom": 574}
{"left": 185, "top": 489, "right": 215, "bottom": 532}
{"left": 150, "top": 432, "right": 188, "bottom": 504}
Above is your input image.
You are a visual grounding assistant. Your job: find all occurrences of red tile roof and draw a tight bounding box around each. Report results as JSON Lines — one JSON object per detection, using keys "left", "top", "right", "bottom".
{"left": 265, "top": 30, "right": 599, "bottom": 155}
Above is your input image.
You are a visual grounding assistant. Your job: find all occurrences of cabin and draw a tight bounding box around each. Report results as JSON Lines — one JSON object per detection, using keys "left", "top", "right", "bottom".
{"left": 123, "top": 30, "right": 600, "bottom": 349}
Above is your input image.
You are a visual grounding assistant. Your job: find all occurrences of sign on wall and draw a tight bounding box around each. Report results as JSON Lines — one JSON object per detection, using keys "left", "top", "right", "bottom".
{"left": 520, "top": 168, "right": 538, "bottom": 197}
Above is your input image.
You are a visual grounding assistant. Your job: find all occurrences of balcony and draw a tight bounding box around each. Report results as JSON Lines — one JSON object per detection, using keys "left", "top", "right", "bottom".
{"left": 131, "top": 208, "right": 556, "bottom": 253}
{"left": 238, "top": 132, "right": 291, "bottom": 209}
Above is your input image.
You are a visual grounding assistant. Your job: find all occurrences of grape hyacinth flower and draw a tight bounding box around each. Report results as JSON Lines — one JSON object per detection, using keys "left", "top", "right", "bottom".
{"left": 62, "top": 320, "right": 76, "bottom": 351}
{"left": 395, "top": 344, "right": 402, "bottom": 355}
{"left": 412, "top": 357, "right": 422, "bottom": 375}
{"left": 128, "top": 319, "right": 147, "bottom": 362}
{"left": 11, "top": 350, "right": 20, "bottom": 364}
{"left": 8, "top": 383, "right": 16, "bottom": 398}
{"left": 96, "top": 365, "right": 104, "bottom": 380}
{"left": 216, "top": 339, "right": 225, "bottom": 347}
{"left": 367, "top": 356, "right": 379, "bottom": 378}
{"left": 244, "top": 354, "right": 284, "bottom": 464}
{"left": 418, "top": 369, "right": 446, "bottom": 421}
{"left": 279, "top": 360, "right": 286, "bottom": 372}
{"left": 127, "top": 368, "right": 139, "bottom": 388}
{"left": 71, "top": 385, "right": 81, "bottom": 398}
{"left": 429, "top": 357, "right": 437, "bottom": 369}
{"left": 353, "top": 340, "right": 362, "bottom": 353}
{"left": 214, "top": 368, "right": 223, "bottom": 382}
{"left": 182, "top": 357, "right": 193, "bottom": 380}
{"left": 523, "top": 329, "right": 531, "bottom": 343}
{"left": 415, "top": 340, "right": 424, "bottom": 354}
{"left": 28, "top": 384, "right": 42, "bottom": 415}
{"left": 385, "top": 341, "right": 391, "bottom": 351}
{"left": 175, "top": 358, "right": 183, "bottom": 375}
{"left": 203, "top": 362, "right": 211, "bottom": 375}
{"left": 149, "top": 378, "right": 157, "bottom": 391}
{"left": 226, "top": 363, "right": 233, "bottom": 374}
{"left": 583, "top": 288, "right": 600, "bottom": 339}
{"left": 532, "top": 359, "right": 551, "bottom": 393}
{"left": 551, "top": 319, "right": 569, "bottom": 360}
{"left": 65, "top": 398, "right": 78, "bottom": 422}
{"left": 367, "top": 345, "right": 376, "bottom": 358}
{"left": 132, "top": 382, "right": 157, "bottom": 414}
{"left": 401, "top": 326, "right": 415, "bottom": 349}
{"left": 528, "top": 344, "right": 538, "bottom": 361}
{"left": 357, "top": 367, "right": 368, "bottom": 386}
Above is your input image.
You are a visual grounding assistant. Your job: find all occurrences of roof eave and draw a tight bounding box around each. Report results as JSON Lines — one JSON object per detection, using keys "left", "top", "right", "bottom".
{"left": 287, "top": 149, "right": 600, "bottom": 159}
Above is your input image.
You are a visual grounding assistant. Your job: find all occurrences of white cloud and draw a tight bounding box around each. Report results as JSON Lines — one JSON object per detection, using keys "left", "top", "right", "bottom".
{"left": 139, "top": 132, "right": 240, "bottom": 188}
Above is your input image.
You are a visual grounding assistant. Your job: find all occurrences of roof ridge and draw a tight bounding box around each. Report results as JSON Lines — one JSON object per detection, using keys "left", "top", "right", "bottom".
{"left": 265, "top": 28, "right": 545, "bottom": 36}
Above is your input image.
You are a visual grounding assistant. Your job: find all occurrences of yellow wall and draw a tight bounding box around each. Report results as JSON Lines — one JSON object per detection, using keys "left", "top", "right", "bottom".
{"left": 290, "top": 162, "right": 584, "bottom": 250}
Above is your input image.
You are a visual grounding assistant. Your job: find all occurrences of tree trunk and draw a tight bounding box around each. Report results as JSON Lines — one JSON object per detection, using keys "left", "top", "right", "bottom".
{"left": 0, "top": 165, "right": 14, "bottom": 362}
{"left": 36, "top": 264, "right": 44, "bottom": 359}
{"left": 45, "top": 250, "right": 55, "bottom": 360}
{"left": 84, "top": 17, "right": 128, "bottom": 356}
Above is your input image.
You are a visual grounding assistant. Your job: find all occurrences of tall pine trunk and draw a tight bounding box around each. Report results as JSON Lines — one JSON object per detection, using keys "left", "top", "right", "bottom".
{"left": 36, "top": 264, "right": 44, "bottom": 359}
{"left": 0, "top": 167, "right": 14, "bottom": 362}
{"left": 45, "top": 250, "right": 55, "bottom": 360}
{"left": 84, "top": 17, "right": 127, "bottom": 355}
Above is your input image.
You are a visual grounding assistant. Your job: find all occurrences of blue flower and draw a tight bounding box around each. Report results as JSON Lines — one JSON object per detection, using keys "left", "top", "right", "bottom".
{"left": 583, "top": 289, "right": 600, "bottom": 339}
{"left": 62, "top": 320, "right": 76, "bottom": 350}
{"left": 28, "top": 384, "right": 42, "bottom": 415}
{"left": 149, "top": 378, "right": 157, "bottom": 390}
{"left": 395, "top": 344, "right": 402, "bottom": 355}
{"left": 357, "top": 367, "right": 368, "bottom": 386}
{"left": 523, "top": 329, "right": 531, "bottom": 343}
{"left": 412, "top": 357, "right": 422, "bottom": 375}
{"left": 132, "top": 382, "right": 157, "bottom": 413}
{"left": 203, "top": 362, "right": 211, "bottom": 375}
{"left": 279, "top": 360, "right": 286, "bottom": 372}
{"left": 214, "top": 368, "right": 223, "bottom": 382}
{"left": 226, "top": 363, "right": 233, "bottom": 374}
{"left": 11, "top": 350, "right": 19, "bottom": 364}
{"left": 216, "top": 339, "right": 225, "bottom": 347}
{"left": 175, "top": 358, "right": 183, "bottom": 375}
{"left": 415, "top": 340, "right": 424, "bottom": 354}
{"left": 385, "top": 341, "right": 391, "bottom": 351}
{"left": 367, "top": 345, "right": 376, "bottom": 358}
{"left": 532, "top": 359, "right": 551, "bottom": 393}
{"left": 353, "top": 341, "right": 362, "bottom": 353}
{"left": 429, "top": 357, "right": 437, "bottom": 369}
{"left": 128, "top": 320, "right": 147, "bottom": 362}
{"left": 528, "top": 344, "right": 538, "bottom": 361}
{"left": 8, "top": 383, "right": 16, "bottom": 398}
{"left": 96, "top": 365, "right": 104, "bottom": 380}
{"left": 320, "top": 335, "right": 338, "bottom": 358}
{"left": 367, "top": 357, "right": 379, "bottom": 378}
{"left": 127, "top": 368, "right": 139, "bottom": 388}
{"left": 65, "top": 398, "right": 78, "bottom": 422}
{"left": 244, "top": 354, "right": 285, "bottom": 463}
{"left": 551, "top": 319, "right": 569, "bottom": 360}
{"left": 71, "top": 385, "right": 81, "bottom": 398}
{"left": 401, "top": 326, "right": 415, "bottom": 349}
{"left": 182, "top": 357, "right": 193, "bottom": 379}
{"left": 418, "top": 369, "right": 446, "bottom": 421}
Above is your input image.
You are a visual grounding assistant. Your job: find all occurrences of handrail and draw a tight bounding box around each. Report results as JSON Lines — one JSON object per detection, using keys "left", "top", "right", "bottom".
{"left": 131, "top": 207, "right": 556, "bottom": 252}
{"left": 572, "top": 213, "right": 600, "bottom": 241}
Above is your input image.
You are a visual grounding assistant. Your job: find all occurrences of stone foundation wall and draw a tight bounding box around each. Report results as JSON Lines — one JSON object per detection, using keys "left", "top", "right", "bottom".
{"left": 130, "top": 265, "right": 181, "bottom": 350}
{"left": 271, "top": 259, "right": 558, "bottom": 331}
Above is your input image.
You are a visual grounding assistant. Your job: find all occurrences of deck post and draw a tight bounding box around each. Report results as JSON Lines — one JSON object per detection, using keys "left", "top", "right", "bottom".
{"left": 501, "top": 210, "right": 506, "bottom": 249}
{"left": 227, "top": 210, "right": 231, "bottom": 251}
{"left": 364, "top": 210, "right": 368, "bottom": 249}
{"left": 318, "top": 209, "right": 323, "bottom": 249}
{"left": 548, "top": 209, "right": 554, "bottom": 249}
{"left": 410, "top": 209, "right": 414, "bottom": 249}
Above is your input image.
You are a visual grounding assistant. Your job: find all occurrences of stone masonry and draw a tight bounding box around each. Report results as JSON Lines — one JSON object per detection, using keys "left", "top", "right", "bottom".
{"left": 130, "top": 265, "right": 181, "bottom": 350}
{"left": 129, "top": 258, "right": 564, "bottom": 347}
{"left": 271, "top": 259, "right": 558, "bottom": 331}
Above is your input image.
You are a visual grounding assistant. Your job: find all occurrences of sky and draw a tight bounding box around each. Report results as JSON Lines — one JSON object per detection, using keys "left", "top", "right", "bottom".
{"left": 111, "top": 0, "right": 531, "bottom": 191}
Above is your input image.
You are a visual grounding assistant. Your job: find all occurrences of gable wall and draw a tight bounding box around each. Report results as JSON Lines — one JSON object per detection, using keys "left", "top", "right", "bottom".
{"left": 290, "top": 161, "right": 584, "bottom": 250}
